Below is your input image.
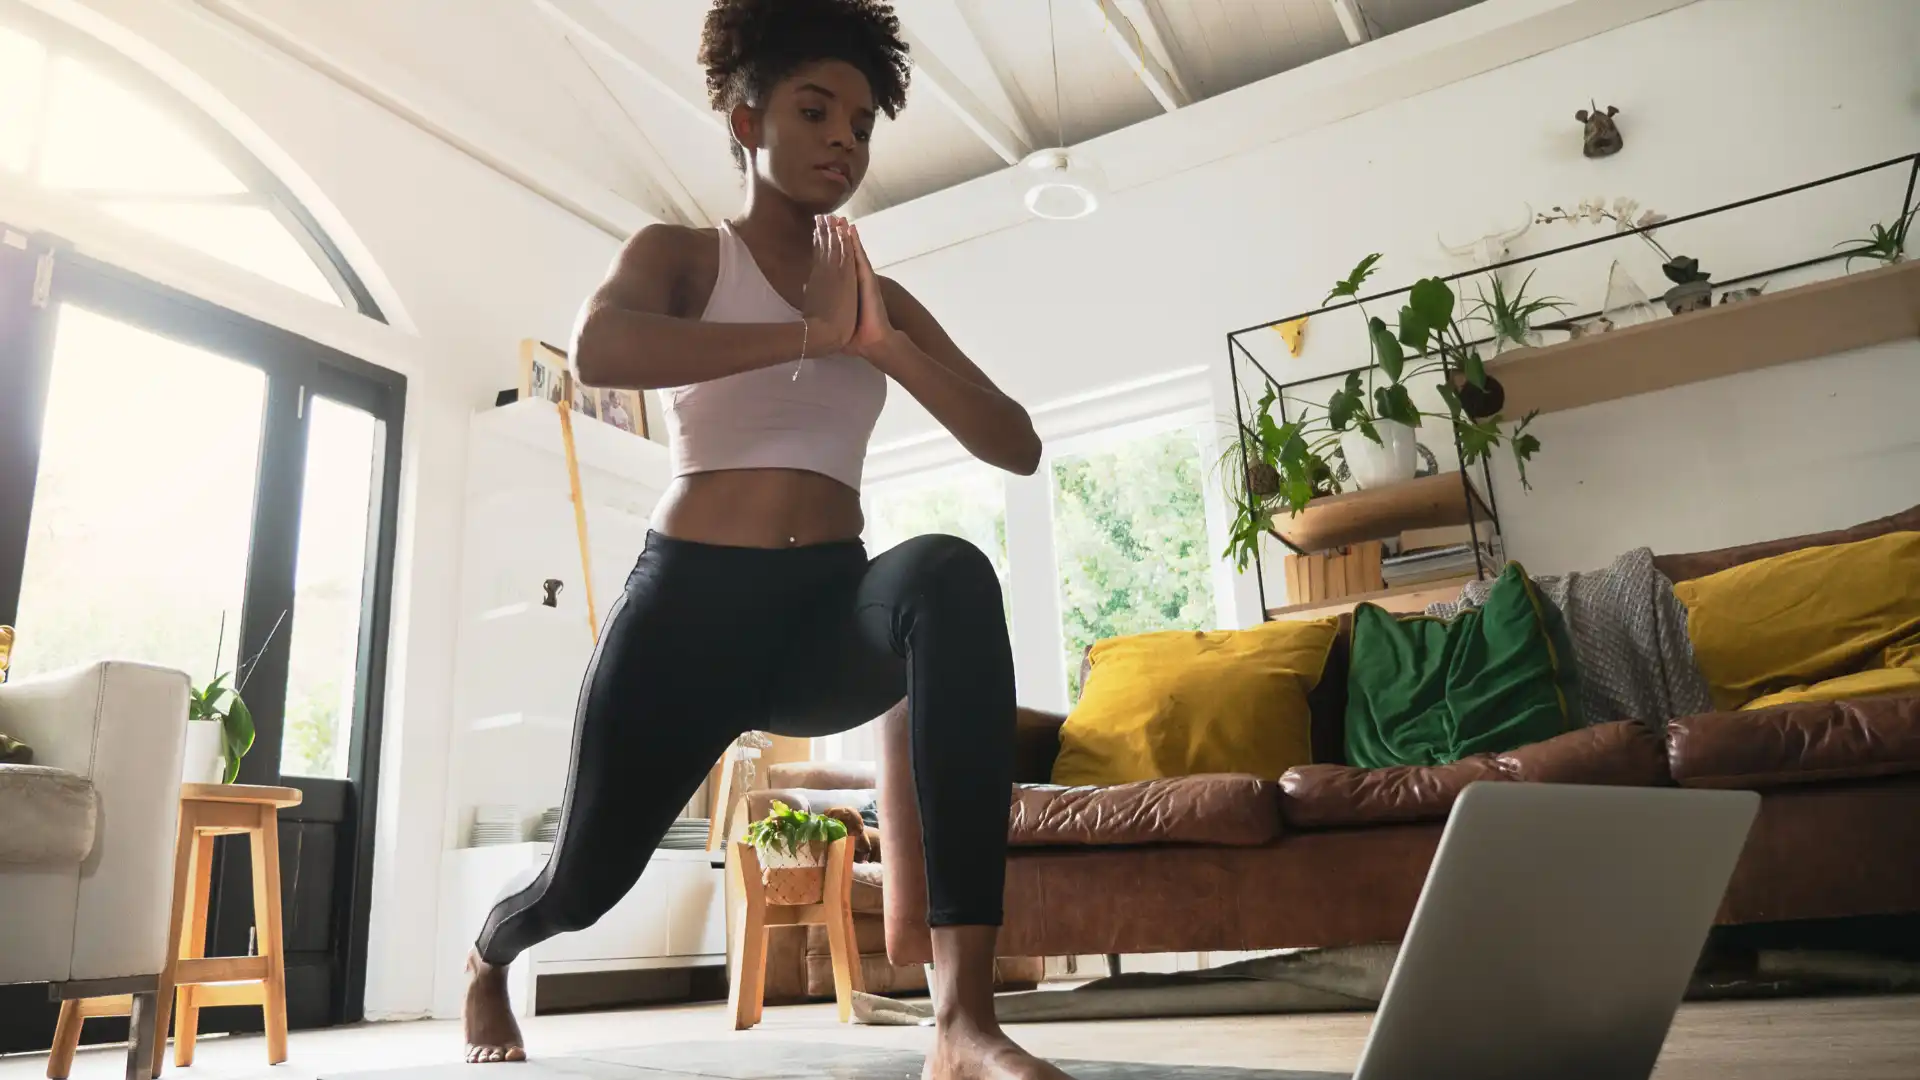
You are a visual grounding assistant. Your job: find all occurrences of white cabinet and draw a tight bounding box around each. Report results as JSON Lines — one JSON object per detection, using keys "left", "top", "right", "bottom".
{"left": 431, "top": 399, "right": 715, "bottom": 1020}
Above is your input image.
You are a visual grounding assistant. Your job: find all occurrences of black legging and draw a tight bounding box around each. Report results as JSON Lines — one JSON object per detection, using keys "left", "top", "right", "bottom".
{"left": 476, "top": 530, "right": 1014, "bottom": 965}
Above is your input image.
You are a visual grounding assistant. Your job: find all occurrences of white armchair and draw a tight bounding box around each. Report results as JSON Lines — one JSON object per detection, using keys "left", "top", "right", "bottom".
{"left": 0, "top": 661, "right": 189, "bottom": 1079}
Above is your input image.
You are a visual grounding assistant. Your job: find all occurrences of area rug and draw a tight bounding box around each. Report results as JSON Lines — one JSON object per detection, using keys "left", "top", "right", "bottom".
{"left": 320, "top": 1041, "right": 1342, "bottom": 1080}
{"left": 849, "top": 945, "right": 1920, "bottom": 1026}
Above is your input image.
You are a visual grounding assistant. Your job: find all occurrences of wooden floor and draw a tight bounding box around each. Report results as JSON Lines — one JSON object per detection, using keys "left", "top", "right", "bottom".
{"left": 4, "top": 995, "right": 1915, "bottom": 1080}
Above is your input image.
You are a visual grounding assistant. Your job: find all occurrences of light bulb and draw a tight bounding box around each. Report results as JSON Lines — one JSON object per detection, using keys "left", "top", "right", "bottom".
{"left": 1018, "top": 148, "right": 1105, "bottom": 220}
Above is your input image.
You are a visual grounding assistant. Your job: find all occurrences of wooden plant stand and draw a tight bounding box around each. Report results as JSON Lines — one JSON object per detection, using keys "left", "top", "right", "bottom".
{"left": 726, "top": 836, "right": 862, "bottom": 1029}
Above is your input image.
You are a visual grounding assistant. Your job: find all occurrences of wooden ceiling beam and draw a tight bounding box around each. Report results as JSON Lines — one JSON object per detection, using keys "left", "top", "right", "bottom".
{"left": 896, "top": 25, "right": 1032, "bottom": 164}
{"left": 1331, "top": 0, "right": 1376, "bottom": 46}
{"left": 1085, "top": 0, "right": 1191, "bottom": 112}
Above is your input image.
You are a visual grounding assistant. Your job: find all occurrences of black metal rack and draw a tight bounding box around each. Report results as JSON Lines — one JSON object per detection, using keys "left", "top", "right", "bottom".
{"left": 1227, "top": 151, "right": 1920, "bottom": 617}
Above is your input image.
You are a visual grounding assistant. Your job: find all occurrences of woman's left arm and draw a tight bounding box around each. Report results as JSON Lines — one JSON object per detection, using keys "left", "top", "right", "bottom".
{"left": 849, "top": 234, "right": 1041, "bottom": 476}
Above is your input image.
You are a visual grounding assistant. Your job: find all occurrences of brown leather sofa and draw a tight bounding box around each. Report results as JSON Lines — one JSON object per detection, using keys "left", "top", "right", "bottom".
{"left": 738, "top": 762, "right": 1043, "bottom": 1004}
{"left": 875, "top": 504, "right": 1920, "bottom": 966}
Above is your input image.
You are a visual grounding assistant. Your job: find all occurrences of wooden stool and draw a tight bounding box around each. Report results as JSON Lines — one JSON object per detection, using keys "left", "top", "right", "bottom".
{"left": 726, "top": 837, "right": 862, "bottom": 1029}
{"left": 47, "top": 784, "right": 302, "bottom": 1079}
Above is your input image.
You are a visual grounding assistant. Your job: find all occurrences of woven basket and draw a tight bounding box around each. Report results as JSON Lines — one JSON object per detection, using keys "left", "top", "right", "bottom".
{"left": 758, "top": 843, "right": 827, "bottom": 906}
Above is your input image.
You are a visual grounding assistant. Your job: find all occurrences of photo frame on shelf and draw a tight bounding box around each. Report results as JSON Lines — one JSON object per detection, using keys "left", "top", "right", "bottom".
{"left": 516, "top": 339, "right": 651, "bottom": 439}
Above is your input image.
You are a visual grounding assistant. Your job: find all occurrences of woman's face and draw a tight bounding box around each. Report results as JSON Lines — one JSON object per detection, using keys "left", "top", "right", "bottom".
{"left": 736, "top": 59, "right": 875, "bottom": 213}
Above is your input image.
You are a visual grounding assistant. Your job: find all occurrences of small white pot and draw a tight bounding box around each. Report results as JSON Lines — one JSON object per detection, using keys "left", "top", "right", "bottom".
{"left": 182, "top": 720, "right": 225, "bottom": 785}
{"left": 1339, "top": 420, "right": 1419, "bottom": 490}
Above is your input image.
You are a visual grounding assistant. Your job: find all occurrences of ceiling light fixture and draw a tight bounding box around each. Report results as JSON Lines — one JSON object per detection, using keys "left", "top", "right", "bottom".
{"left": 1020, "top": 0, "right": 1105, "bottom": 221}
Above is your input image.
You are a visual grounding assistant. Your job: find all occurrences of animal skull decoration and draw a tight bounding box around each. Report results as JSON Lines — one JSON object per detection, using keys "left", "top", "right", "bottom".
{"left": 1437, "top": 204, "right": 1533, "bottom": 270}
{"left": 1577, "top": 103, "right": 1623, "bottom": 158}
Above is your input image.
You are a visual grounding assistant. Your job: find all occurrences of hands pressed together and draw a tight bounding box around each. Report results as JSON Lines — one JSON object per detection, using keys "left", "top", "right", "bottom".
{"left": 803, "top": 215, "right": 897, "bottom": 362}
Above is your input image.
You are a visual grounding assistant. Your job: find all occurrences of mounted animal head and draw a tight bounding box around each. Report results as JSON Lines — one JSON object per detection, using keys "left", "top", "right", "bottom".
{"left": 1437, "top": 204, "right": 1533, "bottom": 269}
{"left": 1577, "top": 103, "right": 1623, "bottom": 158}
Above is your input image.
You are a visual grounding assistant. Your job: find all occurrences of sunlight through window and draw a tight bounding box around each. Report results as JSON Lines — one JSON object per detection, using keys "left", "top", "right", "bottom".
{"left": 0, "top": 11, "right": 361, "bottom": 308}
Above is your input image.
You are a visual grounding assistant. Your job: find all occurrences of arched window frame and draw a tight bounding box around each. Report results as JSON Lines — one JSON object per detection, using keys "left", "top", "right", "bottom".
{"left": 0, "top": 0, "right": 385, "bottom": 320}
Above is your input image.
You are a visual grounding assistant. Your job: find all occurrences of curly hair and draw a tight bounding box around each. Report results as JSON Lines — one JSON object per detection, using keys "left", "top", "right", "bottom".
{"left": 699, "top": 0, "right": 911, "bottom": 170}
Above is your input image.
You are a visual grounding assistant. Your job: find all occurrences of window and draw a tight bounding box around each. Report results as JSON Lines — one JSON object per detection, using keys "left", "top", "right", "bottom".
{"left": 9, "top": 305, "right": 264, "bottom": 682}
{"left": 0, "top": 6, "right": 374, "bottom": 312}
{"left": 864, "top": 466, "right": 1011, "bottom": 610}
{"left": 1052, "top": 426, "right": 1217, "bottom": 700}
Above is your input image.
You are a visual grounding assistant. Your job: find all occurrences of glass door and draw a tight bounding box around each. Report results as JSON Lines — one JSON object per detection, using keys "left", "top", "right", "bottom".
{"left": 9, "top": 304, "right": 266, "bottom": 681}
{"left": 0, "top": 233, "right": 404, "bottom": 1048}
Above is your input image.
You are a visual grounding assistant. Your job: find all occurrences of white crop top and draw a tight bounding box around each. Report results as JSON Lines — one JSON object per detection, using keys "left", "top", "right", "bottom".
{"left": 660, "top": 221, "right": 887, "bottom": 490}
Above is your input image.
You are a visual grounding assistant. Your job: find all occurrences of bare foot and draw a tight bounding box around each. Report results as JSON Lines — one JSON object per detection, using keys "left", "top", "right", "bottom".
{"left": 925, "top": 1018, "right": 1074, "bottom": 1080}
{"left": 463, "top": 948, "right": 526, "bottom": 1063}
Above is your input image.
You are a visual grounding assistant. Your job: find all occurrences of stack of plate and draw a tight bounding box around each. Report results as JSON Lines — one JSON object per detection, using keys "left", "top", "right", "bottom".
{"left": 470, "top": 805, "right": 523, "bottom": 847}
{"left": 534, "top": 807, "right": 561, "bottom": 843}
{"left": 659, "top": 818, "right": 709, "bottom": 850}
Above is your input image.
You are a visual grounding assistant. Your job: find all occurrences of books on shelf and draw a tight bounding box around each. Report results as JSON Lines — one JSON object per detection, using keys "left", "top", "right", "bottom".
{"left": 1395, "top": 520, "right": 1496, "bottom": 552}
{"left": 1382, "top": 541, "right": 1503, "bottom": 587}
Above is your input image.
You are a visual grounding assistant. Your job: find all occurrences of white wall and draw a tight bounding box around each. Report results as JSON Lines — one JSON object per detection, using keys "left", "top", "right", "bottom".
{"left": 877, "top": 0, "right": 1920, "bottom": 580}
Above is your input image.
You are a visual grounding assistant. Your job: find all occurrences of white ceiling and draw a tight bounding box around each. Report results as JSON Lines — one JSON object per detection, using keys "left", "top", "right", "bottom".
{"left": 192, "top": 0, "right": 1486, "bottom": 231}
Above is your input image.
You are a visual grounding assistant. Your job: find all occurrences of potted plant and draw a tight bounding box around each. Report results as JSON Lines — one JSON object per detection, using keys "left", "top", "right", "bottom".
{"left": 744, "top": 800, "right": 849, "bottom": 906}
{"left": 1467, "top": 270, "right": 1570, "bottom": 356}
{"left": 1223, "top": 254, "right": 1543, "bottom": 571}
{"left": 1536, "top": 198, "right": 1709, "bottom": 314}
{"left": 1838, "top": 205, "right": 1917, "bottom": 270}
{"left": 183, "top": 613, "right": 279, "bottom": 784}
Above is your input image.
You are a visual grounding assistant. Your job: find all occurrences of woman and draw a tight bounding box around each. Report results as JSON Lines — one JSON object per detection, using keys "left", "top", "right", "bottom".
{"left": 463, "top": 2, "right": 1067, "bottom": 1078}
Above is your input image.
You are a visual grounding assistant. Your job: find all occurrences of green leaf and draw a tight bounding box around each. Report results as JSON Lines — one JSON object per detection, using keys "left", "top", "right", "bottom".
{"left": 1396, "top": 305, "right": 1430, "bottom": 351}
{"left": 1257, "top": 410, "right": 1287, "bottom": 459}
{"left": 1354, "top": 415, "right": 1382, "bottom": 446}
{"left": 1283, "top": 476, "right": 1314, "bottom": 512}
{"left": 1408, "top": 277, "right": 1454, "bottom": 330}
{"left": 1327, "top": 388, "right": 1357, "bottom": 432}
{"left": 1323, "top": 253, "right": 1383, "bottom": 305}
{"left": 1380, "top": 384, "right": 1421, "bottom": 428}
{"left": 1279, "top": 427, "right": 1308, "bottom": 470}
{"left": 222, "top": 694, "right": 255, "bottom": 782}
{"left": 1462, "top": 347, "right": 1488, "bottom": 390}
{"left": 1368, "top": 317, "right": 1405, "bottom": 383}
{"left": 1437, "top": 382, "right": 1465, "bottom": 418}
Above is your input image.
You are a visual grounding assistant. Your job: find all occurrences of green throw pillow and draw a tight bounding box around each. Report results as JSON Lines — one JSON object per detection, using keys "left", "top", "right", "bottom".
{"left": 1345, "top": 562, "right": 1582, "bottom": 769}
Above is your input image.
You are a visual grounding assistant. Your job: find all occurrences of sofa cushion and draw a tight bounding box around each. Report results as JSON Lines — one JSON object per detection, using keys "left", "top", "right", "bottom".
{"left": 1010, "top": 774, "right": 1281, "bottom": 847}
{"left": 1346, "top": 563, "right": 1582, "bottom": 768}
{"left": 1654, "top": 502, "right": 1920, "bottom": 583}
{"left": 1671, "top": 531, "right": 1920, "bottom": 711}
{"left": 851, "top": 860, "right": 885, "bottom": 914}
{"left": 1667, "top": 697, "right": 1920, "bottom": 789}
{"left": 1052, "top": 619, "right": 1338, "bottom": 786}
{"left": 1280, "top": 720, "right": 1667, "bottom": 829}
{"left": 0, "top": 764, "right": 98, "bottom": 865}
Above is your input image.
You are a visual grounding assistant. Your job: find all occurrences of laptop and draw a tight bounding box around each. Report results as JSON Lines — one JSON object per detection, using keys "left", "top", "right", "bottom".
{"left": 1349, "top": 782, "right": 1759, "bottom": 1080}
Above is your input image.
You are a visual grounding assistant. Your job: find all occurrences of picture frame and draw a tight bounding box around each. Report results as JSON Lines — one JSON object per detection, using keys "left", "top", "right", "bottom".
{"left": 516, "top": 339, "right": 650, "bottom": 439}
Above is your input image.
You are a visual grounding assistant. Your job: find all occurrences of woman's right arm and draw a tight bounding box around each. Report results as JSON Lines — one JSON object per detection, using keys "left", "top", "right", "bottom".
{"left": 571, "top": 219, "right": 858, "bottom": 390}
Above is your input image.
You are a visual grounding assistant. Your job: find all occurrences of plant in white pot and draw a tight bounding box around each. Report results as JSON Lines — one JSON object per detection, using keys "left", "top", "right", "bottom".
{"left": 744, "top": 800, "right": 849, "bottom": 906}
{"left": 183, "top": 614, "right": 279, "bottom": 784}
{"left": 1222, "top": 254, "right": 1544, "bottom": 571}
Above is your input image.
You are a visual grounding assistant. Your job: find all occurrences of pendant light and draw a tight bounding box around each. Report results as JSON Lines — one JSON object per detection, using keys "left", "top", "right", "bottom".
{"left": 1018, "top": 0, "right": 1105, "bottom": 220}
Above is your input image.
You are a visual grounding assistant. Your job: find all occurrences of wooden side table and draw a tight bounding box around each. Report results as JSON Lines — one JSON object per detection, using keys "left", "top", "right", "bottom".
{"left": 726, "top": 837, "right": 862, "bottom": 1029}
{"left": 47, "top": 783, "right": 302, "bottom": 1080}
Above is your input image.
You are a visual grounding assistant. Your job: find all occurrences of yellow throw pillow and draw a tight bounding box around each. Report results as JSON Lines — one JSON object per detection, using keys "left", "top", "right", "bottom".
{"left": 1052, "top": 619, "right": 1338, "bottom": 786}
{"left": 1672, "top": 531, "right": 1920, "bottom": 711}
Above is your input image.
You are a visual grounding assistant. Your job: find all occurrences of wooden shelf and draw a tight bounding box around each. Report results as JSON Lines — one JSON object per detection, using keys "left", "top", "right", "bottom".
{"left": 1270, "top": 472, "right": 1494, "bottom": 553}
{"left": 1267, "top": 574, "right": 1477, "bottom": 621}
{"left": 1493, "top": 259, "right": 1920, "bottom": 417}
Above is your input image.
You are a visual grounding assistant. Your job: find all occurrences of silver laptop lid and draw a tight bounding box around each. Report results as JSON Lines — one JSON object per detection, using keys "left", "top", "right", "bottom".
{"left": 1353, "top": 782, "right": 1758, "bottom": 1080}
